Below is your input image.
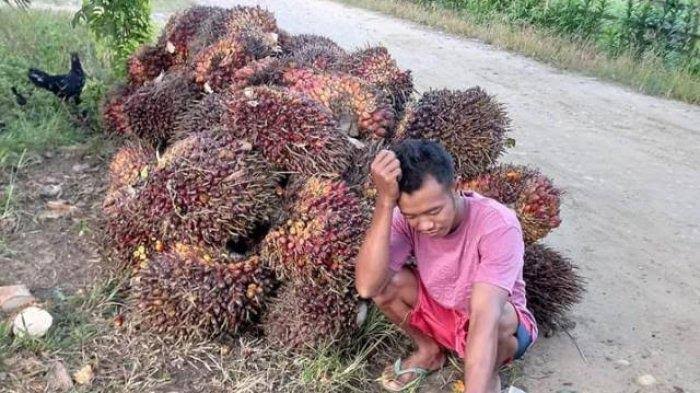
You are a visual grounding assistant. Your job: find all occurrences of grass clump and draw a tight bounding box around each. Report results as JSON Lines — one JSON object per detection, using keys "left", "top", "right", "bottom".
{"left": 0, "top": 9, "right": 115, "bottom": 168}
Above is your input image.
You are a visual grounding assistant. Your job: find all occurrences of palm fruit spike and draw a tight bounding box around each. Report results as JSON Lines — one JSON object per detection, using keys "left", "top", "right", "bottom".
{"left": 261, "top": 176, "right": 368, "bottom": 281}
{"left": 100, "top": 84, "right": 135, "bottom": 135}
{"left": 143, "top": 131, "right": 282, "bottom": 248}
{"left": 280, "top": 33, "right": 346, "bottom": 55}
{"left": 133, "top": 244, "right": 274, "bottom": 339}
{"left": 457, "top": 164, "right": 562, "bottom": 243}
{"left": 516, "top": 175, "right": 562, "bottom": 244}
{"left": 228, "top": 57, "right": 283, "bottom": 90}
{"left": 158, "top": 6, "right": 218, "bottom": 63}
{"left": 523, "top": 243, "right": 584, "bottom": 336}
{"left": 341, "top": 46, "right": 413, "bottom": 113}
{"left": 126, "top": 45, "right": 173, "bottom": 87}
{"left": 343, "top": 139, "right": 387, "bottom": 213}
{"left": 282, "top": 67, "right": 395, "bottom": 139}
{"left": 122, "top": 68, "right": 201, "bottom": 146}
{"left": 221, "top": 86, "right": 354, "bottom": 175}
{"left": 193, "top": 33, "right": 278, "bottom": 92}
{"left": 264, "top": 280, "right": 360, "bottom": 352}
{"left": 396, "top": 88, "right": 510, "bottom": 179}
{"left": 173, "top": 92, "right": 227, "bottom": 139}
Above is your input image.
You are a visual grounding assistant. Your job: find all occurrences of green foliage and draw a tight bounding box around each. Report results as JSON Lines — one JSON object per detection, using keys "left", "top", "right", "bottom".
{"left": 0, "top": 9, "right": 115, "bottom": 167}
{"left": 73, "top": 0, "right": 153, "bottom": 74}
{"left": 414, "top": 0, "right": 700, "bottom": 74}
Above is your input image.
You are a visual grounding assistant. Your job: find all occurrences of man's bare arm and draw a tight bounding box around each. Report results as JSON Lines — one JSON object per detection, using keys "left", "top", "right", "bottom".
{"left": 355, "top": 150, "right": 402, "bottom": 299}
{"left": 464, "top": 283, "right": 509, "bottom": 393}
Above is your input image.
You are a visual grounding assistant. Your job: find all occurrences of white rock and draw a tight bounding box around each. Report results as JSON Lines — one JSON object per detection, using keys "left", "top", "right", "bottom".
{"left": 636, "top": 374, "right": 657, "bottom": 386}
{"left": 12, "top": 306, "right": 53, "bottom": 338}
{"left": 614, "top": 359, "right": 631, "bottom": 368}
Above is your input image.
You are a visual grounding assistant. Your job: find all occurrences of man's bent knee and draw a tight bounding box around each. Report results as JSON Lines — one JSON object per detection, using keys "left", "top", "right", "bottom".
{"left": 372, "top": 268, "right": 418, "bottom": 307}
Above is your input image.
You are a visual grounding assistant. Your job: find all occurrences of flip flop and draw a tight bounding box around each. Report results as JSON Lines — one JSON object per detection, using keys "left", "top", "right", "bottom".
{"left": 379, "top": 358, "right": 430, "bottom": 392}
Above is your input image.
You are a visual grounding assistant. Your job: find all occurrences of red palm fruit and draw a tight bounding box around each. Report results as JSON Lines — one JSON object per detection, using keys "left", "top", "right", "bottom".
{"left": 281, "top": 68, "right": 396, "bottom": 139}
{"left": 341, "top": 46, "right": 413, "bottom": 113}
{"left": 261, "top": 176, "right": 369, "bottom": 282}
{"left": 172, "top": 92, "right": 227, "bottom": 140}
{"left": 523, "top": 243, "right": 584, "bottom": 336}
{"left": 158, "top": 6, "right": 218, "bottom": 63}
{"left": 280, "top": 33, "right": 345, "bottom": 55}
{"left": 107, "top": 143, "right": 154, "bottom": 194}
{"left": 220, "top": 86, "right": 354, "bottom": 175}
{"left": 193, "top": 32, "right": 279, "bottom": 92}
{"left": 457, "top": 164, "right": 539, "bottom": 205}
{"left": 516, "top": 175, "right": 562, "bottom": 244}
{"left": 126, "top": 45, "right": 174, "bottom": 87}
{"left": 342, "top": 139, "right": 387, "bottom": 213}
{"left": 396, "top": 88, "right": 511, "bottom": 179}
{"left": 133, "top": 244, "right": 274, "bottom": 338}
{"left": 100, "top": 84, "right": 136, "bottom": 135}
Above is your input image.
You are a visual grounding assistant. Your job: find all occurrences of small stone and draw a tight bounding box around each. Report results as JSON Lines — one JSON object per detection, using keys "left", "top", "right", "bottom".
{"left": 47, "top": 360, "right": 73, "bottom": 392}
{"left": 73, "top": 364, "right": 93, "bottom": 385}
{"left": 71, "top": 163, "right": 91, "bottom": 173}
{"left": 12, "top": 306, "right": 53, "bottom": 338}
{"left": 614, "top": 359, "right": 630, "bottom": 368}
{"left": 636, "top": 374, "right": 657, "bottom": 386}
{"left": 39, "top": 184, "right": 62, "bottom": 198}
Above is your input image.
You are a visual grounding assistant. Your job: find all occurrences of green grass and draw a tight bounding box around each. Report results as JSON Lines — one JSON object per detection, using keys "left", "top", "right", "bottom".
{"left": 0, "top": 9, "right": 115, "bottom": 168}
{"left": 333, "top": 0, "right": 700, "bottom": 104}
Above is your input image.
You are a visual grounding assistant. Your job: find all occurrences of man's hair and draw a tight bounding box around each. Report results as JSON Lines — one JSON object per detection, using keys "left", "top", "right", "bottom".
{"left": 391, "top": 139, "right": 455, "bottom": 194}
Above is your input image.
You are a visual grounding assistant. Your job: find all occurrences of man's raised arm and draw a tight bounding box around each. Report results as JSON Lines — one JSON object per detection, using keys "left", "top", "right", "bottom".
{"left": 355, "top": 149, "right": 402, "bottom": 299}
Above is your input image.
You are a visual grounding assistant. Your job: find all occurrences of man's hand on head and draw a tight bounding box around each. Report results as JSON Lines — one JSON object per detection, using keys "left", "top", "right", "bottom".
{"left": 370, "top": 149, "right": 402, "bottom": 207}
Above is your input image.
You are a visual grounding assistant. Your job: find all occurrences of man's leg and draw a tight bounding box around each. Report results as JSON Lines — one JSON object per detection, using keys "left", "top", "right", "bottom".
{"left": 372, "top": 268, "right": 445, "bottom": 385}
{"left": 464, "top": 301, "right": 519, "bottom": 392}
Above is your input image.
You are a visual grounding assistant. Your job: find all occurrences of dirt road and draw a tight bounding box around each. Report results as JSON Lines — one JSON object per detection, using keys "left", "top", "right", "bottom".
{"left": 194, "top": 0, "right": 700, "bottom": 391}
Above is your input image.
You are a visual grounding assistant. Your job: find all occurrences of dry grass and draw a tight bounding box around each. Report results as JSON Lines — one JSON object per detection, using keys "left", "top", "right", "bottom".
{"left": 332, "top": 0, "right": 700, "bottom": 105}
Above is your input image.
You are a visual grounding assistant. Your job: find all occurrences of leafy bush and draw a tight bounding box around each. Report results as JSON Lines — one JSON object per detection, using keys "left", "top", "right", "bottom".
{"left": 73, "top": 0, "right": 153, "bottom": 75}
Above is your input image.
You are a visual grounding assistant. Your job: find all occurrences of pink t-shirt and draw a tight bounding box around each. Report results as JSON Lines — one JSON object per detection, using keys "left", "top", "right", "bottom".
{"left": 389, "top": 191, "right": 538, "bottom": 342}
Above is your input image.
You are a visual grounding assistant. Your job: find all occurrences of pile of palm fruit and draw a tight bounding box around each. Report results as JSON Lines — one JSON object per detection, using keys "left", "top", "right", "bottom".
{"left": 101, "top": 5, "right": 583, "bottom": 348}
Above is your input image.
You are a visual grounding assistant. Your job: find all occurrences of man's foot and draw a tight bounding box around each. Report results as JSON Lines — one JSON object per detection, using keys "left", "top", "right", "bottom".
{"left": 381, "top": 348, "right": 445, "bottom": 391}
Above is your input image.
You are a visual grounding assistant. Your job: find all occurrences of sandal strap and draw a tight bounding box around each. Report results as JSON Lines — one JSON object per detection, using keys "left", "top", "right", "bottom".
{"left": 393, "top": 359, "right": 429, "bottom": 378}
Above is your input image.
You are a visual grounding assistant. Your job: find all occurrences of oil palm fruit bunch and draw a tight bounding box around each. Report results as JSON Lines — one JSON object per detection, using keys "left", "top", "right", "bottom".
{"left": 263, "top": 280, "right": 361, "bottom": 351}
{"left": 523, "top": 243, "right": 584, "bottom": 335}
{"left": 133, "top": 244, "right": 274, "bottom": 338}
{"left": 458, "top": 164, "right": 562, "bottom": 243}
{"left": 100, "top": 84, "right": 136, "bottom": 135}
{"left": 341, "top": 46, "right": 413, "bottom": 113}
{"left": 286, "top": 39, "right": 348, "bottom": 71}
{"left": 221, "top": 86, "right": 354, "bottom": 175}
{"left": 396, "top": 88, "right": 510, "bottom": 179}
{"left": 158, "top": 6, "right": 218, "bottom": 63}
{"left": 106, "top": 143, "right": 154, "bottom": 195}
{"left": 281, "top": 67, "right": 396, "bottom": 139}
{"left": 516, "top": 175, "right": 562, "bottom": 244}
{"left": 143, "top": 131, "right": 282, "bottom": 249}
{"left": 173, "top": 92, "right": 227, "bottom": 139}
{"left": 280, "top": 33, "right": 346, "bottom": 56}
{"left": 126, "top": 45, "right": 174, "bottom": 87}
{"left": 122, "top": 69, "right": 201, "bottom": 146}
{"left": 261, "top": 176, "right": 368, "bottom": 281}
{"left": 185, "top": 5, "right": 279, "bottom": 63}
{"left": 193, "top": 32, "right": 279, "bottom": 92}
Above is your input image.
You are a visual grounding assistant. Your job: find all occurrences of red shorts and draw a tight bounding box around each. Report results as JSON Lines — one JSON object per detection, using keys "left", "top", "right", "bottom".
{"left": 407, "top": 270, "right": 532, "bottom": 360}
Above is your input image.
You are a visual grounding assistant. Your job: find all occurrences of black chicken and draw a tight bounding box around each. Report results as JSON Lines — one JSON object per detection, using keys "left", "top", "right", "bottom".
{"left": 28, "top": 53, "right": 85, "bottom": 104}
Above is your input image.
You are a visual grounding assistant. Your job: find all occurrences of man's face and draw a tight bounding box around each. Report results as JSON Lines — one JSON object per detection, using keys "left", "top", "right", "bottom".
{"left": 397, "top": 175, "right": 459, "bottom": 238}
